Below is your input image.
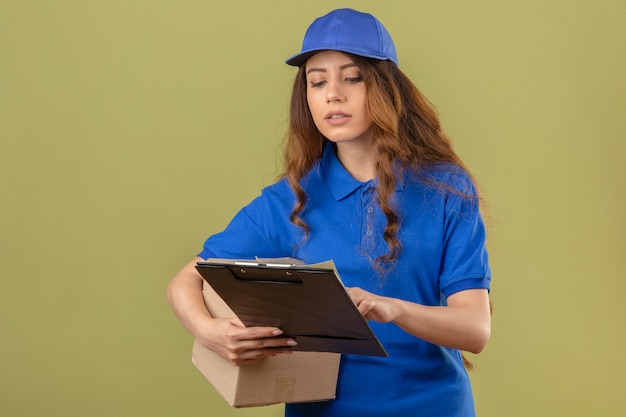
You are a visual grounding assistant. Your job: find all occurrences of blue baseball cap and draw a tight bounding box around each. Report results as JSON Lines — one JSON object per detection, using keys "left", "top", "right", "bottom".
{"left": 286, "top": 8, "right": 398, "bottom": 67}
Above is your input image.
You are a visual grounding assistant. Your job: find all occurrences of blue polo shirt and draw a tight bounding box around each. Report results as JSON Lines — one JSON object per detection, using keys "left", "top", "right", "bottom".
{"left": 199, "top": 142, "right": 490, "bottom": 417}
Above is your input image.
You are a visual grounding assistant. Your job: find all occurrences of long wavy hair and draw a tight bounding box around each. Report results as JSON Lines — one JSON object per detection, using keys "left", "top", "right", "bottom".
{"left": 282, "top": 53, "right": 480, "bottom": 268}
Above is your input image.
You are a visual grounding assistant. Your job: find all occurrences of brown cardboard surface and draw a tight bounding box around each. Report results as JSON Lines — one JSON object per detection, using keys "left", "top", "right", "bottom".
{"left": 191, "top": 280, "right": 340, "bottom": 407}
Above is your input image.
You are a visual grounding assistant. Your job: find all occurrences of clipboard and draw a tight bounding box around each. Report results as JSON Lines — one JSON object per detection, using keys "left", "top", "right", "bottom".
{"left": 195, "top": 260, "right": 387, "bottom": 357}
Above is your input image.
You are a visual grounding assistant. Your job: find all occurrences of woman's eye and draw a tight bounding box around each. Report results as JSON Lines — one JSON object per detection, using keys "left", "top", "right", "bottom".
{"left": 346, "top": 76, "right": 363, "bottom": 83}
{"left": 310, "top": 80, "right": 326, "bottom": 88}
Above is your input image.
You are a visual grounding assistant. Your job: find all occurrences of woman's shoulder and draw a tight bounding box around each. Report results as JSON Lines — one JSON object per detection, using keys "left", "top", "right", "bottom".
{"left": 259, "top": 177, "right": 294, "bottom": 199}
{"left": 260, "top": 157, "right": 325, "bottom": 197}
{"left": 406, "top": 162, "right": 476, "bottom": 195}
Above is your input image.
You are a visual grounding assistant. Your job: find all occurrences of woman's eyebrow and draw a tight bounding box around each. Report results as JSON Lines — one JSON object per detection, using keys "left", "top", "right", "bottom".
{"left": 306, "top": 63, "right": 358, "bottom": 75}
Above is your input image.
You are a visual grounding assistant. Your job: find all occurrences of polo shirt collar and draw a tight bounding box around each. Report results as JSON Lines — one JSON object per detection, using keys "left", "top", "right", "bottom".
{"left": 321, "top": 142, "right": 404, "bottom": 201}
{"left": 321, "top": 142, "right": 363, "bottom": 201}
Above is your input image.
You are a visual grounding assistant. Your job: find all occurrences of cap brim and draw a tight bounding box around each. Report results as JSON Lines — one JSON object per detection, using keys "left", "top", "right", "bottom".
{"left": 285, "top": 50, "right": 323, "bottom": 67}
{"left": 286, "top": 48, "right": 396, "bottom": 67}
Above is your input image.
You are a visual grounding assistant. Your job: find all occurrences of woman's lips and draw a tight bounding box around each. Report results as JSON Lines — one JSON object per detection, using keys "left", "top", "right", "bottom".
{"left": 325, "top": 112, "right": 351, "bottom": 126}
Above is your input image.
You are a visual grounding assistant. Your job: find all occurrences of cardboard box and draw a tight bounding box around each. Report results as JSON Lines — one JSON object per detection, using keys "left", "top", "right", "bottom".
{"left": 191, "top": 281, "right": 341, "bottom": 407}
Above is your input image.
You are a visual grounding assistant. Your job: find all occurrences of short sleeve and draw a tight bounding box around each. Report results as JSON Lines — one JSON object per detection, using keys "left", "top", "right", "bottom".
{"left": 197, "top": 180, "right": 298, "bottom": 260}
{"left": 438, "top": 171, "right": 491, "bottom": 298}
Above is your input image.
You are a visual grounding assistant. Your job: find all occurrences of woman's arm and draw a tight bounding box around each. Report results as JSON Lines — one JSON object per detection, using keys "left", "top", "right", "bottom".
{"left": 347, "top": 287, "right": 491, "bottom": 354}
{"left": 166, "top": 257, "right": 297, "bottom": 365}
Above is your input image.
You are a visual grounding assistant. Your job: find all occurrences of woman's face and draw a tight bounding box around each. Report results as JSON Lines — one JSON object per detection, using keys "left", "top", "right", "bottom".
{"left": 305, "top": 51, "right": 374, "bottom": 147}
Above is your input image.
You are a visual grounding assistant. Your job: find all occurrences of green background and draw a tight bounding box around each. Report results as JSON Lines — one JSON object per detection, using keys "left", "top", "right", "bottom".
{"left": 1, "top": 1, "right": 624, "bottom": 416}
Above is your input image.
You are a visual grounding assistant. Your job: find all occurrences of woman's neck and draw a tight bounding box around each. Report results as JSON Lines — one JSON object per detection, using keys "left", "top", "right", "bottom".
{"left": 335, "top": 141, "right": 377, "bottom": 182}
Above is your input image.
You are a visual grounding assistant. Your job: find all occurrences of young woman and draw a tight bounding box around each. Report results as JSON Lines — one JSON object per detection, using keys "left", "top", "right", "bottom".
{"left": 167, "top": 8, "right": 491, "bottom": 417}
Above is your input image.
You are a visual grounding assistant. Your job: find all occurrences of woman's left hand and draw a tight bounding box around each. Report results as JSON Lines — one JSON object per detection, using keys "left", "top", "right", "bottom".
{"left": 347, "top": 286, "right": 491, "bottom": 353}
{"left": 347, "top": 287, "right": 401, "bottom": 323}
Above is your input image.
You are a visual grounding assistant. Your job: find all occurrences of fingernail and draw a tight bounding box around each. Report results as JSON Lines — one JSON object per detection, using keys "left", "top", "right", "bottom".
{"left": 272, "top": 329, "right": 283, "bottom": 336}
{"left": 287, "top": 339, "right": 298, "bottom": 346}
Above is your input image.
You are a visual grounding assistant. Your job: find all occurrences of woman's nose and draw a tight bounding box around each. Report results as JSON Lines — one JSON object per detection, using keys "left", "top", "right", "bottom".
{"left": 326, "top": 81, "right": 345, "bottom": 103}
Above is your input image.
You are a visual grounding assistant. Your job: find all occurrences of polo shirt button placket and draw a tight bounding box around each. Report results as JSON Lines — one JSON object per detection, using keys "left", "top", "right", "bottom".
{"left": 365, "top": 205, "right": 374, "bottom": 238}
{"left": 362, "top": 187, "right": 376, "bottom": 243}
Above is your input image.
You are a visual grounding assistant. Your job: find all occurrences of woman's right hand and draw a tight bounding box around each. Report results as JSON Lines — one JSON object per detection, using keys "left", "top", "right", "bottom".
{"left": 167, "top": 257, "right": 297, "bottom": 366}
{"left": 194, "top": 315, "right": 297, "bottom": 366}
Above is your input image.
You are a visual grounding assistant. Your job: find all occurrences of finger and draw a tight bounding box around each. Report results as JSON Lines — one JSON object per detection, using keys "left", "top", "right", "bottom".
{"left": 245, "top": 326, "right": 289, "bottom": 340}
{"left": 346, "top": 287, "right": 359, "bottom": 300}
{"left": 227, "top": 325, "right": 298, "bottom": 349}
{"left": 357, "top": 298, "right": 375, "bottom": 316}
{"left": 227, "top": 337, "right": 297, "bottom": 365}
{"left": 347, "top": 287, "right": 369, "bottom": 305}
{"left": 247, "top": 335, "right": 298, "bottom": 350}
{"left": 230, "top": 346, "right": 294, "bottom": 366}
